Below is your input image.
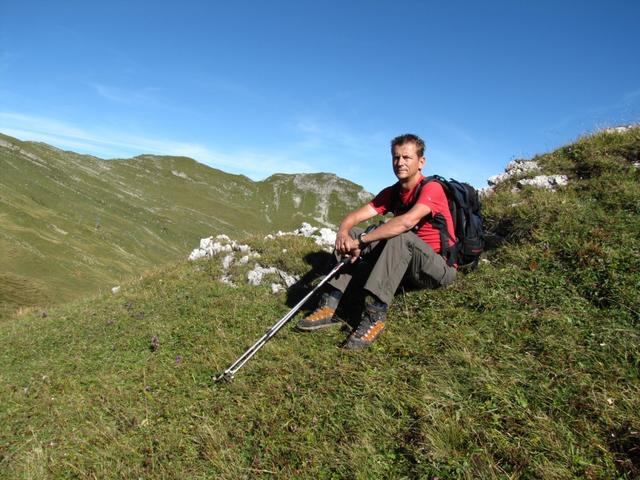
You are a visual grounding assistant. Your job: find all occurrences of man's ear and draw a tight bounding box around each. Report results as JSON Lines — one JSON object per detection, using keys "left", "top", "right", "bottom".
{"left": 419, "top": 156, "right": 426, "bottom": 169}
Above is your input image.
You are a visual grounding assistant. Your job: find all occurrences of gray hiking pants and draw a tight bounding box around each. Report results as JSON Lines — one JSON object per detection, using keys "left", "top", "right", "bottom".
{"left": 328, "top": 227, "right": 456, "bottom": 306}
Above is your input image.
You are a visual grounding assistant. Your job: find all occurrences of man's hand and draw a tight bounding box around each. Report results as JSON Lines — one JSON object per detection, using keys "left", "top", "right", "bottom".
{"left": 335, "top": 230, "right": 353, "bottom": 254}
{"left": 335, "top": 231, "right": 361, "bottom": 262}
{"left": 335, "top": 205, "right": 378, "bottom": 252}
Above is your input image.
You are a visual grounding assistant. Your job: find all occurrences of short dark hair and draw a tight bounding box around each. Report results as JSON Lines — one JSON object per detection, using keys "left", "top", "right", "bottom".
{"left": 391, "top": 133, "right": 425, "bottom": 158}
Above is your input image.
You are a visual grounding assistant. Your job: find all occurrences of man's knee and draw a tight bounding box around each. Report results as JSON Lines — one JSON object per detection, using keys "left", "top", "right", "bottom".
{"left": 347, "top": 227, "right": 364, "bottom": 240}
{"left": 387, "top": 231, "right": 423, "bottom": 251}
{"left": 384, "top": 231, "right": 409, "bottom": 245}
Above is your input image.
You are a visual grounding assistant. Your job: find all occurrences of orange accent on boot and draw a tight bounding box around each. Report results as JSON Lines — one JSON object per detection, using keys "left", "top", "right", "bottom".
{"left": 305, "top": 306, "right": 336, "bottom": 323}
{"left": 362, "top": 321, "right": 385, "bottom": 342}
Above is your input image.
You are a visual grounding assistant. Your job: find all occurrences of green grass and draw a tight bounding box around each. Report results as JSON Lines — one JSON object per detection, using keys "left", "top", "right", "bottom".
{"left": 1, "top": 127, "right": 639, "bottom": 478}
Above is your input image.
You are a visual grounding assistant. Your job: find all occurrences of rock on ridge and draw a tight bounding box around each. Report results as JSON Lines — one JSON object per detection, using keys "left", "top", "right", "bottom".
{"left": 487, "top": 160, "right": 540, "bottom": 187}
{"left": 483, "top": 159, "right": 568, "bottom": 195}
{"left": 517, "top": 175, "right": 568, "bottom": 190}
{"left": 483, "top": 124, "right": 639, "bottom": 194}
{"left": 266, "top": 222, "right": 336, "bottom": 251}
{"left": 602, "top": 124, "right": 640, "bottom": 134}
{"left": 187, "top": 224, "right": 340, "bottom": 293}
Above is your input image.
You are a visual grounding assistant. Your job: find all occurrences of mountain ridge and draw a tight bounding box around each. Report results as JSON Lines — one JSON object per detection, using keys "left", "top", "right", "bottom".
{"left": 0, "top": 132, "right": 372, "bottom": 315}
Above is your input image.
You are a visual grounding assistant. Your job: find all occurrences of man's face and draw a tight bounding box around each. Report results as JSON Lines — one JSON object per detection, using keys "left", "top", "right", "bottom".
{"left": 392, "top": 142, "right": 425, "bottom": 182}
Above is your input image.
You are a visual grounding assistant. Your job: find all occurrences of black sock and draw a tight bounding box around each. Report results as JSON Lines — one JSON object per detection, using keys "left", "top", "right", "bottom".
{"left": 328, "top": 287, "right": 343, "bottom": 301}
{"left": 364, "top": 293, "right": 388, "bottom": 311}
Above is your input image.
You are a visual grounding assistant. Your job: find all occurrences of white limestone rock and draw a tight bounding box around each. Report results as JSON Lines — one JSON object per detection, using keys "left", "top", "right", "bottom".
{"left": 247, "top": 263, "right": 299, "bottom": 290}
{"left": 221, "top": 254, "right": 234, "bottom": 270}
{"left": 517, "top": 175, "right": 568, "bottom": 190}
{"left": 315, "top": 228, "right": 337, "bottom": 248}
{"left": 294, "top": 222, "right": 318, "bottom": 237}
{"left": 235, "top": 244, "right": 251, "bottom": 253}
{"left": 188, "top": 248, "right": 207, "bottom": 261}
{"left": 487, "top": 160, "right": 540, "bottom": 186}
{"left": 247, "top": 264, "right": 277, "bottom": 286}
{"left": 277, "top": 269, "right": 299, "bottom": 288}
{"left": 189, "top": 236, "right": 234, "bottom": 261}
{"left": 270, "top": 223, "right": 336, "bottom": 251}
{"left": 603, "top": 124, "right": 639, "bottom": 134}
{"left": 478, "top": 187, "right": 494, "bottom": 198}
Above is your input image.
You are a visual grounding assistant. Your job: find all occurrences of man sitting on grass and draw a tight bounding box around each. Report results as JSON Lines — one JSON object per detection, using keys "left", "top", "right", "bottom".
{"left": 296, "top": 133, "right": 457, "bottom": 349}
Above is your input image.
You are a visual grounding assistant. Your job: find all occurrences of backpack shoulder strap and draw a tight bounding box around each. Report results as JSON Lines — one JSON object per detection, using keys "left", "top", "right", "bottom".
{"left": 389, "top": 181, "right": 401, "bottom": 214}
{"left": 422, "top": 175, "right": 458, "bottom": 265}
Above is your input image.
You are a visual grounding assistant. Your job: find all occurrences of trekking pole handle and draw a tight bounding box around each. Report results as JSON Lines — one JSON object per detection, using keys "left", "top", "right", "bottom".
{"left": 339, "top": 255, "right": 353, "bottom": 265}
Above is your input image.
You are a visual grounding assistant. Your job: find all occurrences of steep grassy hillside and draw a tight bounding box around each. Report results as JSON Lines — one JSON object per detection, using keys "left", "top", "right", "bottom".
{"left": 0, "top": 133, "right": 370, "bottom": 315}
{"left": 1, "top": 128, "right": 638, "bottom": 478}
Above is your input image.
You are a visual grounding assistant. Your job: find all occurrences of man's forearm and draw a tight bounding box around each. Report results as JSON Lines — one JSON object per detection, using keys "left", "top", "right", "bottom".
{"left": 337, "top": 211, "right": 360, "bottom": 235}
{"left": 359, "top": 201, "right": 431, "bottom": 246}
{"left": 360, "top": 215, "right": 412, "bottom": 243}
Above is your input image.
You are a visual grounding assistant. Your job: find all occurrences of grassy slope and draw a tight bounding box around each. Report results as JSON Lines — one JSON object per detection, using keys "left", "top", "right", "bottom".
{"left": 1, "top": 129, "right": 639, "bottom": 478}
{"left": 0, "top": 133, "right": 369, "bottom": 315}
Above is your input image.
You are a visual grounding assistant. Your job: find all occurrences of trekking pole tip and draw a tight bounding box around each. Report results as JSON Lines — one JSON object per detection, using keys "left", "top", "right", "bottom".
{"left": 214, "top": 371, "right": 234, "bottom": 383}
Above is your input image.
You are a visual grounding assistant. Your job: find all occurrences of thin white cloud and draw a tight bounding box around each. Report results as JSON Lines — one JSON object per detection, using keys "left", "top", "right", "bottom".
{"left": 90, "top": 83, "right": 164, "bottom": 107}
{"left": 0, "top": 127, "right": 120, "bottom": 157}
{"left": 544, "top": 88, "right": 640, "bottom": 136}
{"left": 0, "top": 111, "right": 313, "bottom": 179}
{"left": 1, "top": 112, "right": 89, "bottom": 139}
{"left": 197, "top": 77, "right": 262, "bottom": 101}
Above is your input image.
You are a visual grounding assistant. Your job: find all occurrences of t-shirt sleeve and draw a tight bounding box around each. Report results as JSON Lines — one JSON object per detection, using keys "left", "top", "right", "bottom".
{"left": 415, "top": 181, "right": 447, "bottom": 214}
{"left": 368, "top": 186, "right": 393, "bottom": 215}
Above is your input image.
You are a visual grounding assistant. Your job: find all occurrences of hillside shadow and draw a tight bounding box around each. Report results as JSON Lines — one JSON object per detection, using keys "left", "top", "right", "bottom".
{"left": 284, "top": 251, "right": 333, "bottom": 309}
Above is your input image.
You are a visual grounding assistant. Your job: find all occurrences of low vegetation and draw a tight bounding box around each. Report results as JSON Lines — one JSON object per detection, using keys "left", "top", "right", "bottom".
{"left": 1, "top": 128, "right": 638, "bottom": 478}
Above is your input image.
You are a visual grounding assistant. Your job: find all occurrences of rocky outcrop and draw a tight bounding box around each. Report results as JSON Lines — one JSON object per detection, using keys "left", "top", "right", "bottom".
{"left": 603, "top": 124, "right": 640, "bottom": 134}
{"left": 265, "top": 222, "right": 336, "bottom": 249}
{"left": 483, "top": 159, "right": 567, "bottom": 194}
{"left": 517, "top": 175, "right": 568, "bottom": 190}
{"left": 487, "top": 160, "right": 540, "bottom": 187}
{"left": 188, "top": 223, "right": 336, "bottom": 293}
{"left": 188, "top": 235, "right": 253, "bottom": 261}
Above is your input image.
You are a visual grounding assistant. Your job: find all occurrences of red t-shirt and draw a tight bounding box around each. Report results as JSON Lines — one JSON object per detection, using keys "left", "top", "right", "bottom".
{"left": 369, "top": 175, "right": 456, "bottom": 254}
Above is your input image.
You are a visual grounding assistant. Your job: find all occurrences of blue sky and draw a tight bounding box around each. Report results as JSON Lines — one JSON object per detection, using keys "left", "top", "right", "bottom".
{"left": 1, "top": 1, "right": 639, "bottom": 194}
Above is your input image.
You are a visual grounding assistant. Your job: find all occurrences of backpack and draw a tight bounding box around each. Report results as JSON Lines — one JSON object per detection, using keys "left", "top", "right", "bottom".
{"left": 390, "top": 175, "right": 485, "bottom": 268}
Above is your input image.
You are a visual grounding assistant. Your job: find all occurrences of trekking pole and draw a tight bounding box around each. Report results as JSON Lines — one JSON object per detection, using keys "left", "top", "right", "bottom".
{"left": 214, "top": 256, "right": 352, "bottom": 382}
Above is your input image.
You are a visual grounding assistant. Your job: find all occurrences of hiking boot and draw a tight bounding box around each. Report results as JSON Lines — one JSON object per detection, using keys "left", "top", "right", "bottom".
{"left": 296, "top": 293, "right": 341, "bottom": 331}
{"left": 344, "top": 301, "right": 387, "bottom": 350}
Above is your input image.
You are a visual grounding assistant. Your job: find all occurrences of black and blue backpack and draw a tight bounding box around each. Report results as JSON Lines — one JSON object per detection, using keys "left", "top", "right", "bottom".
{"left": 390, "top": 175, "right": 485, "bottom": 268}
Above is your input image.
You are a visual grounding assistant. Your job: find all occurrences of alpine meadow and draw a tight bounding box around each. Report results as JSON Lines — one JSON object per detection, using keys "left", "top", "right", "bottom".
{"left": 1, "top": 127, "right": 639, "bottom": 478}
